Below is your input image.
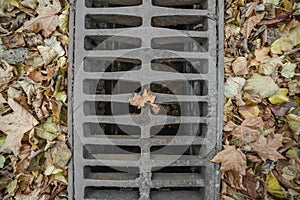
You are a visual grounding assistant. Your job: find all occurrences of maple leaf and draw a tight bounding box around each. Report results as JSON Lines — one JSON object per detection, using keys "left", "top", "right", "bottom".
{"left": 212, "top": 144, "right": 247, "bottom": 174}
{"left": 0, "top": 99, "right": 38, "bottom": 156}
{"left": 212, "top": 144, "right": 247, "bottom": 189}
{"left": 24, "top": 5, "right": 59, "bottom": 37}
{"left": 250, "top": 134, "right": 285, "bottom": 161}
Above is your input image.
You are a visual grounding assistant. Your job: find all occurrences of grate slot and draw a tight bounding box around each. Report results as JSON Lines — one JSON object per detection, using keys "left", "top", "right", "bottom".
{"left": 150, "top": 145, "right": 203, "bottom": 156}
{"left": 151, "top": 58, "right": 208, "bottom": 74}
{"left": 151, "top": 80, "right": 208, "bottom": 96}
{"left": 150, "top": 187, "right": 205, "bottom": 200}
{"left": 85, "top": 14, "right": 142, "bottom": 29}
{"left": 83, "top": 145, "right": 141, "bottom": 160}
{"left": 84, "top": 35, "right": 142, "bottom": 50}
{"left": 84, "top": 166, "right": 139, "bottom": 180}
{"left": 85, "top": 0, "right": 142, "bottom": 8}
{"left": 151, "top": 37, "right": 208, "bottom": 52}
{"left": 83, "top": 101, "right": 140, "bottom": 115}
{"left": 150, "top": 123, "right": 207, "bottom": 137}
{"left": 152, "top": 16, "right": 208, "bottom": 31}
{"left": 84, "top": 57, "right": 141, "bottom": 72}
{"left": 84, "top": 187, "right": 140, "bottom": 199}
{"left": 152, "top": 0, "right": 207, "bottom": 9}
{"left": 154, "top": 102, "right": 208, "bottom": 116}
{"left": 83, "top": 79, "right": 141, "bottom": 94}
{"left": 84, "top": 123, "right": 141, "bottom": 137}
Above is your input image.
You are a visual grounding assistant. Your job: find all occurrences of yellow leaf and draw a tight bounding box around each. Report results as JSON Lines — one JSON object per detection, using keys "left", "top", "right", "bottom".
{"left": 266, "top": 173, "right": 287, "bottom": 199}
{"left": 268, "top": 88, "right": 289, "bottom": 104}
{"left": 271, "top": 25, "right": 300, "bottom": 54}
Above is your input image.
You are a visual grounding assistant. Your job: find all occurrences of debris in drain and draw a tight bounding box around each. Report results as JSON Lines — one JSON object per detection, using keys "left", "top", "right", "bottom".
{"left": 129, "top": 88, "right": 160, "bottom": 114}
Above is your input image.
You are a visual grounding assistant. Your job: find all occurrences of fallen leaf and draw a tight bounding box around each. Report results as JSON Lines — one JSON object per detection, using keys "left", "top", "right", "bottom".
{"left": 243, "top": 172, "right": 265, "bottom": 199}
{"left": 259, "top": 56, "right": 284, "bottom": 75}
{"left": 8, "top": 98, "right": 39, "bottom": 126}
{"left": 255, "top": 47, "right": 270, "bottom": 62}
{"left": 250, "top": 134, "right": 285, "bottom": 161}
{"left": 211, "top": 144, "right": 247, "bottom": 174}
{"left": 271, "top": 25, "right": 300, "bottom": 54}
{"left": 59, "top": 4, "right": 69, "bottom": 34}
{"left": 2, "top": 33, "right": 25, "bottom": 48}
{"left": 7, "top": 179, "right": 17, "bottom": 194}
{"left": 44, "top": 36, "right": 65, "bottom": 57}
{"left": 0, "top": 60, "right": 14, "bottom": 92}
{"left": 224, "top": 77, "right": 246, "bottom": 98}
{"left": 242, "top": 13, "right": 265, "bottom": 39}
{"left": 288, "top": 80, "right": 300, "bottom": 96}
{"left": 281, "top": 62, "right": 297, "bottom": 78}
{"left": 20, "top": 0, "right": 37, "bottom": 9}
{"left": 266, "top": 172, "right": 287, "bottom": 198}
{"left": 129, "top": 88, "right": 157, "bottom": 109}
{"left": 18, "top": 80, "right": 37, "bottom": 104}
{"left": 0, "top": 155, "right": 5, "bottom": 168}
{"left": 35, "top": 117, "right": 59, "bottom": 141}
{"left": 0, "top": 112, "right": 34, "bottom": 155}
{"left": 45, "top": 141, "right": 71, "bottom": 168}
{"left": 244, "top": 73, "right": 279, "bottom": 98}
{"left": 27, "top": 67, "right": 48, "bottom": 83}
{"left": 282, "top": 166, "right": 298, "bottom": 181}
{"left": 238, "top": 105, "right": 260, "bottom": 119}
{"left": 232, "top": 57, "right": 249, "bottom": 75}
{"left": 24, "top": 5, "right": 60, "bottom": 37}
{"left": 268, "top": 88, "right": 289, "bottom": 104}
{"left": 286, "top": 114, "right": 300, "bottom": 135}
{"left": 37, "top": 45, "right": 58, "bottom": 66}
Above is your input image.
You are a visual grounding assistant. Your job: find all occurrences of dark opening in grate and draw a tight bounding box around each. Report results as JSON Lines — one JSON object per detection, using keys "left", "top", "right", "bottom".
{"left": 84, "top": 58, "right": 141, "bottom": 72}
{"left": 71, "top": 0, "right": 223, "bottom": 199}
{"left": 84, "top": 123, "right": 141, "bottom": 137}
{"left": 85, "top": 187, "right": 140, "bottom": 199}
{"left": 85, "top": 14, "right": 143, "bottom": 29}
{"left": 84, "top": 35, "right": 142, "bottom": 50}
{"left": 85, "top": 0, "right": 143, "bottom": 8}
{"left": 151, "top": 37, "right": 208, "bottom": 52}
{"left": 152, "top": 16, "right": 208, "bottom": 31}
{"left": 152, "top": 0, "right": 208, "bottom": 9}
{"left": 151, "top": 58, "right": 208, "bottom": 74}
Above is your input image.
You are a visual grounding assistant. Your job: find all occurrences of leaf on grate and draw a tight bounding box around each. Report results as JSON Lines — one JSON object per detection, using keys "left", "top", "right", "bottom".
{"left": 129, "top": 89, "right": 160, "bottom": 113}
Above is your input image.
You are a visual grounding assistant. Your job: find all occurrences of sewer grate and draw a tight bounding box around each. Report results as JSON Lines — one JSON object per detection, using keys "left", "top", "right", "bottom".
{"left": 69, "top": 0, "right": 224, "bottom": 199}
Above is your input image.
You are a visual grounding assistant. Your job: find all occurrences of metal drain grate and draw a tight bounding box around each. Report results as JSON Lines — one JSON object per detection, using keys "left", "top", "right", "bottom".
{"left": 69, "top": 0, "right": 224, "bottom": 199}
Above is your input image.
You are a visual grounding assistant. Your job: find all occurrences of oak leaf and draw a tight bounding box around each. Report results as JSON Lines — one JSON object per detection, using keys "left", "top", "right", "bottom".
{"left": 24, "top": 5, "right": 59, "bottom": 37}
{"left": 129, "top": 89, "right": 159, "bottom": 113}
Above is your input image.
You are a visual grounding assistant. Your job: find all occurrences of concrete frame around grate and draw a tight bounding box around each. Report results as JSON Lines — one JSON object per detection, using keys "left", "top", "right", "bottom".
{"left": 68, "top": 0, "right": 224, "bottom": 199}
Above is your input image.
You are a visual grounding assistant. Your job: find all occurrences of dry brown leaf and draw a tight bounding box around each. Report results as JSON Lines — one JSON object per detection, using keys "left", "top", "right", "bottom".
{"left": 24, "top": 5, "right": 59, "bottom": 37}
{"left": 232, "top": 57, "right": 249, "bottom": 76}
{"left": 242, "top": 13, "right": 265, "bottom": 39}
{"left": 0, "top": 61, "right": 14, "bottom": 92}
{"left": 0, "top": 113, "right": 33, "bottom": 156}
{"left": 129, "top": 89, "right": 157, "bottom": 109}
{"left": 2, "top": 33, "right": 26, "bottom": 49}
{"left": 250, "top": 134, "right": 285, "bottom": 161}
{"left": 212, "top": 144, "right": 247, "bottom": 175}
{"left": 255, "top": 47, "right": 270, "bottom": 62}
{"left": 26, "top": 67, "right": 48, "bottom": 83}
{"left": 8, "top": 98, "right": 39, "bottom": 126}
